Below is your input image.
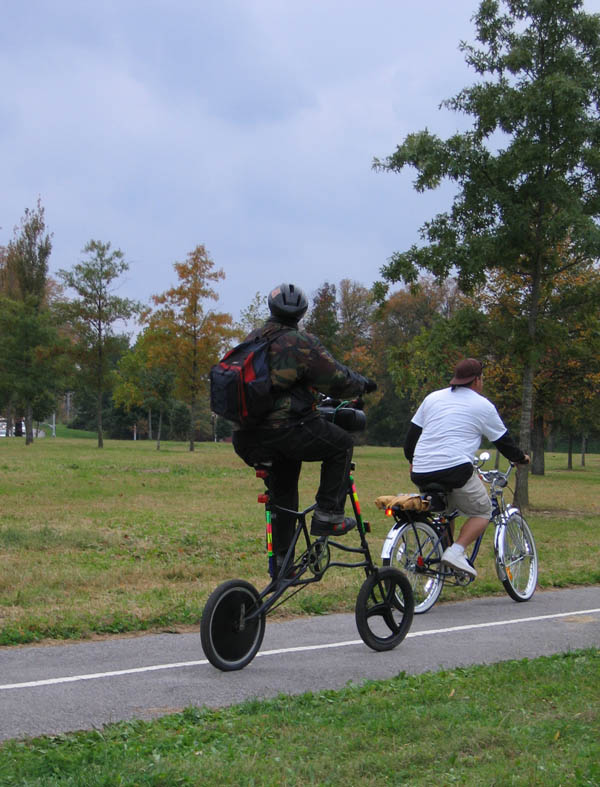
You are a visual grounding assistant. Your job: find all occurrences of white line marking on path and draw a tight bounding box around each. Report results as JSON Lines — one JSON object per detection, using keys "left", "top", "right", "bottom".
{"left": 1, "top": 607, "right": 598, "bottom": 692}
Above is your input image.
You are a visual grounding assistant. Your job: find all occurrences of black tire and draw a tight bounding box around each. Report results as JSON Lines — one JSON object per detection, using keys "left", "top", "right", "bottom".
{"left": 355, "top": 567, "right": 414, "bottom": 652}
{"left": 201, "top": 579, "right": 265, "bottom": 671}
{"left": 497, "top": 513, "right": 538, "bottom": 602}
{"left": 382, "top": 521, "right": 445, "bottom": 614}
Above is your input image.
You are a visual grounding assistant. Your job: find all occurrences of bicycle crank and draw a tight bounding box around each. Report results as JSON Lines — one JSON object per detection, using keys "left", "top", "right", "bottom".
{"left": 308, "top": 539, "right": 331, "bottom": 575}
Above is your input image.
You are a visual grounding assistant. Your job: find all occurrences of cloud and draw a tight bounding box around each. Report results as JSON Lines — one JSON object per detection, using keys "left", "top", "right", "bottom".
{"left": 7, "top": 0, "right": 584, "bottom": 323}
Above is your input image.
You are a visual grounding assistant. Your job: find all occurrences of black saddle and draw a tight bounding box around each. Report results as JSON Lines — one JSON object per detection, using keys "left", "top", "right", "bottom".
{"left": 418, "top": 482, "right": 450, "bottom": 513}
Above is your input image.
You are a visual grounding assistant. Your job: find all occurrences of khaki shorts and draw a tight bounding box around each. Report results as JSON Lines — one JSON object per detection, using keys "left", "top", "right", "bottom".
{"left": 448, "top": 471, "right": 492, "bottom": 519}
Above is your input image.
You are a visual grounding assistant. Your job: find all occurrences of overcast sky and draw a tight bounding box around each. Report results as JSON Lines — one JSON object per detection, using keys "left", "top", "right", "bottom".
{"left": 3, "top": 0, "right": 600, "bottom": 327}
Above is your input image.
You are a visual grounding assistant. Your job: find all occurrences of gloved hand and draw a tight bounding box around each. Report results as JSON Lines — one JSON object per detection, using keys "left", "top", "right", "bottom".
{"left": 364, "top": 378, "right": 377, "bottom": 393}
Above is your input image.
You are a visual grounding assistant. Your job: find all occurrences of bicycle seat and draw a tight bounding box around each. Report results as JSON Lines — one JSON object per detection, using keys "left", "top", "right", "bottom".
{"left": 418, "top": 483, "right": 449, "bottom": 513}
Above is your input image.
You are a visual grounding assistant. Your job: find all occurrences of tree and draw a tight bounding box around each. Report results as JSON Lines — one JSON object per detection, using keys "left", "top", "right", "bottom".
{"left": 114, "top": 326, "right": 178, "bottom": 449}
{"left": 58, "top": 240, "right": 140, "bottom": 448}
{"left": 237, "top": 292, "right": 269, "bottom": 335}
{"left": 304, "top": 282, "right": 340, "bottom": 355}
{"left": 1, "top": 201, "right": 61, "bottom": 444}
{"left": 374, "top": 0, "right": 600, "bottom": 506}
{"left": 6, "top": 199, "right": 52, "bottom": 309}
{"left": 336, "top": 279, "right": 375, "bottom": 362}
{"left": 144, "top": 245, "right": 235, "bottom": 451}
{"left": 0, "top": 298, "right": 67, "bottom": 442}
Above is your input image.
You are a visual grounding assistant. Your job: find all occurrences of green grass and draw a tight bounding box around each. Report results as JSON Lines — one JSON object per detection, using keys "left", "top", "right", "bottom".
{"left": 52, "top": 424, "right": 98, "bottom": 439}
{"left": 0, "top": 438, "right": 599, "bottom": 645}
{"left": 1, "top": 649, "right": 598, "bottom": 785}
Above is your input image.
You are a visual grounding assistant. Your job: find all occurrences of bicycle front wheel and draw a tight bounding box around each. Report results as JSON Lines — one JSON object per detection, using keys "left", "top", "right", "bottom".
{"left": 355, "top": 567, "right": 414, "bottom": 651}
{"left": 201, "top": 579, "right": 265, "bottom": 671}
{"left": 383, "top": 521, "right": 445, "bottom": 614}
{"left": 496, "top": 513, "right": 538, "bottom": 602}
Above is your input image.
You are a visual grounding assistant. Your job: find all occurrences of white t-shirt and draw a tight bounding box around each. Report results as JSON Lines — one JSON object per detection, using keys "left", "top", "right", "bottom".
{"left": 411, "top": 387, "right": 507, "bottom": 473}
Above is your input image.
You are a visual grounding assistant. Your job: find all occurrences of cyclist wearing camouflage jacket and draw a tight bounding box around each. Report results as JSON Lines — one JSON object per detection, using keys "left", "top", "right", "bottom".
{"left": 233, "top": 283, "right": 376, "bottom": 574}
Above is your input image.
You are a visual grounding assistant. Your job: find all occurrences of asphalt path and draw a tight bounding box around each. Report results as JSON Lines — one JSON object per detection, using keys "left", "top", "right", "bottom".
{"left": 1, "top": 585, "right": 598, "bottom": 742}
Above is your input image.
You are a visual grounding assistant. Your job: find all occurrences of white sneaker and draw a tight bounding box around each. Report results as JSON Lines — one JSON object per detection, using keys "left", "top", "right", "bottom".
{"left": 441, "top": 544, "right": 477, "bottom": 578}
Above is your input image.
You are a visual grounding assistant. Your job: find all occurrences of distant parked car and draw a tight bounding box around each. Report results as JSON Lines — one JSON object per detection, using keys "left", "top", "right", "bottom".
{"left": 0, "top": 419, "right": 25, "bottom": 437}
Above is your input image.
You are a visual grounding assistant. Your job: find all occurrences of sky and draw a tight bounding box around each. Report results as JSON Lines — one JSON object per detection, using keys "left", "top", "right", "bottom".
{"left": 3, "top": 0, "right": 600, "bottom": 329}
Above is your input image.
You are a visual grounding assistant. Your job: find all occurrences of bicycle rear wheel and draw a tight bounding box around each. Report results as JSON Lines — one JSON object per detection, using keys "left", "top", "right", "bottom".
{"left": 382, "top": 521, "right": 445, "bottom": 614}
{"left": 496, "top": 513, "right": 538, "bottom": 602}
{"left": 355, "top": 567, "right": 414, "bottom": 651}
{"left": 201, "top": 579, "right": 265, "bottom": 671}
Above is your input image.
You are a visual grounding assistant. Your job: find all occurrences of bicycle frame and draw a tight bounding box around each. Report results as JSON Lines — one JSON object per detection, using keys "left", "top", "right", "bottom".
{"left": 201, "top": 398, "right": 415, "bottom": 670}
{"left": 245, "top": 463, "right": 377, "bottom": 621}
{"left": 381, "top": 459, "right": 522, "bottom": 584}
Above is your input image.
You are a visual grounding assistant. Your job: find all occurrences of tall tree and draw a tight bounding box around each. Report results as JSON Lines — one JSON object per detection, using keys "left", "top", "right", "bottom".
{"left": 304, "top": 282, "right": 340, "bottom": 355}
{"left": 144, "top": 245, "right": 235, "bottom": 451}
{"left": 58, "top": 240, "right": 140, "bottom": 448}
{"left": 6, "top": 198, "right": 52, "bottom": 309}
{"left": 374, "top": 0, "right": 600, "bottom": 506}
{"left": 2, "top": 201, "right": 59, "bottom": 443}
{"left": 336, "top": 279, "right": 375, "bottom": 362}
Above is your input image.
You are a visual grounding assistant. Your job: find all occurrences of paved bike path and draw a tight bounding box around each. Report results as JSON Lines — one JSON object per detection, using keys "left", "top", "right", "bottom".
{"left": 1, "top": 585, "right": 598, "bottom": 742}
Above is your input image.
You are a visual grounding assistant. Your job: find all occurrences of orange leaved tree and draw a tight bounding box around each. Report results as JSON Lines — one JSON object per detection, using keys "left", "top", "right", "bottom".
{"left": 144, "top": 245, "right": 236, "bottom": 451}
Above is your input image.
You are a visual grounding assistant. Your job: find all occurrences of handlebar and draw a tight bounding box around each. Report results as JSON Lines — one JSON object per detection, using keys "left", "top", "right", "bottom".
{"left": 317, "top": 396, "right": 367, "bottom": 433}
{"left": 475, "top": 452, "right": 514, "bottom": 491}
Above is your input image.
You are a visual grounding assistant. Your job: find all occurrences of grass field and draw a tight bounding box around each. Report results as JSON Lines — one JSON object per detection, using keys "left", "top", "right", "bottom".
{"left": 0, "top": 437, "right": 599, "bottom": 645}
{"left": 0, "top": 437, "right": 598, "bottom": 781}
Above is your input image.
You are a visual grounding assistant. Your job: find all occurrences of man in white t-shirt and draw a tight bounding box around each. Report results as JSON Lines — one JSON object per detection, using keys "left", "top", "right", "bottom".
{"left": 404, "top": 358, "right": 529, "bottom": 578}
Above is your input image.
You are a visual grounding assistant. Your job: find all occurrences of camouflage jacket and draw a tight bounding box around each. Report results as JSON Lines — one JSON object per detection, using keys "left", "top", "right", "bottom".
{"left": 242, "top": 317, "right": 369, "bottom": 428}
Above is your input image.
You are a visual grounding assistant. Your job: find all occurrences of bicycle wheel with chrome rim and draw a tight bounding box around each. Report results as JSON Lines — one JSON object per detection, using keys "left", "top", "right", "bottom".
{"left": 496, "top": 513, "right": 538, "bottom": 602}
{"left": 355, "top": 567, "right": 414, "bottom": 651}
{"left": 382, "top": 521, "right": 445, "bottom": 614}
{"left": 201, "top": 579, "right": 265, "bottom": 671}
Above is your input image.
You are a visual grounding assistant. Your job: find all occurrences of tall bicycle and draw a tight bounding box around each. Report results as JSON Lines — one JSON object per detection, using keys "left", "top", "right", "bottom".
{"left": 380, "top": 452, "right": 538, "bottom": 614}
{"left": 201, "top": 399, "right": 414, "bottom": 671}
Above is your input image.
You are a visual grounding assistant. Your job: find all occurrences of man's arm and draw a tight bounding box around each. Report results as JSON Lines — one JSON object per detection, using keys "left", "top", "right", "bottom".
{"left": 493, "top": 431, "right": 529, "bottom": 464}
{"left": 404, "top": 422, "right": 422, "bottom": 463}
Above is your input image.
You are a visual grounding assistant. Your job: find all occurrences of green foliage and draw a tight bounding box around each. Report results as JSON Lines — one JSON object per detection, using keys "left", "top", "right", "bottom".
{"left": 236, "top": 291, "right": 269, "bottom": 335}
{"left": 375, "top": 0, "right": 600, "bottom": 505}
{"left": 58, "top": 240, "right": 141, "bottom": 447}
{"left": 6, "top": 198, "right": 52, "bottom": 309}
{"left": 304, "top": 281, "right": 340, "bottom": 354}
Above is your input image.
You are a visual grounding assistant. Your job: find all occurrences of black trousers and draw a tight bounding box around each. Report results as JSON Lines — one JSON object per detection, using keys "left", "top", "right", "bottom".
{"left": 233, "top": 417, "right": 354, "bottom": 557}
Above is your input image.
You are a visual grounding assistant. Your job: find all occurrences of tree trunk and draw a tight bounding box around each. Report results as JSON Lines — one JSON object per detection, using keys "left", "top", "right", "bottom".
{"left": 531, "top": 414, "right": 545, "bottom": 475}
{"left": 97, "top": 339, "right": 104, "bottom": 448}
{"left": 567, "top": 433, "right": 573, "bottom": 470}
{"left": 547, "top": 424, "right": 554, "bottom": 452}
{"left": 188, "top": 333, "right": 199, "bottom": 452}
{"left": 156, "top": 409, "right": 162, "bottom": 451}
{"left": 514, "top": 363, "right": 534, "bottom": 509}
{"left": 188, "top": 395, "right": 195, "bottom": 452}
{"left": 24, "top": 403, "right": 34, "bottom": 446}
{"left": 97, "top": 389, "right": 104, "bottom": 448}
{"left": 581, "top": 433, "right": 587, "bottom": 467}
{"left": 148, "top": 408, "right": 153, "bottom": 441}
{"left": 6, "top": 401, "right": 14, "bottom": 436}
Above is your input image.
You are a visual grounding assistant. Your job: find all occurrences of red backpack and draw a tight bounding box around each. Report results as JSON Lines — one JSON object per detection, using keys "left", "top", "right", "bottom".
{"left": 209, "top": 330, "right": 283, "bottom": 427}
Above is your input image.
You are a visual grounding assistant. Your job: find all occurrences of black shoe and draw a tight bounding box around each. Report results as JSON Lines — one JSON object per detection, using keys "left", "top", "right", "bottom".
{"left": 310, "top": 516, "right": 357, "bottom": 537}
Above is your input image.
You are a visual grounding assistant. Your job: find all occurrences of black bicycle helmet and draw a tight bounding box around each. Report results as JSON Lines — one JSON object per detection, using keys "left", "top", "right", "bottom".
{"left": 268, "top": 283, "right": 308, "bottom": 322}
